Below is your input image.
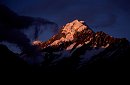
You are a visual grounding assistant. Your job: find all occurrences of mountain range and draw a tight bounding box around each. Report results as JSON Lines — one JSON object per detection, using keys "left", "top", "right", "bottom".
{"left": 0, "top": 5, "right": 130, "bottom": 75}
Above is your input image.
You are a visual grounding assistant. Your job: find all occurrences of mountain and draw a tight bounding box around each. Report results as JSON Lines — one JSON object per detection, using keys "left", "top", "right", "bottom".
{"left": 31, "top": 20, "right": 130, "bottom": 73}
{"left": 0, "top": 4, "right": 130, "bottom": 74}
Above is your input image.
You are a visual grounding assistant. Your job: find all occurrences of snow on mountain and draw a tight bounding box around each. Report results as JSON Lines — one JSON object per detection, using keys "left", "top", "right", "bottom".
{"left": 50, "top": 20, "right": 87, "bottom": 46}
{"left": 66, "top": 43, "right": 76, "bottom": 51}
{"left": 1, "top": 4, "right": 130, "bottom": 73}
{"left": 31, "top": 20, "right": 129, "bottom": 66}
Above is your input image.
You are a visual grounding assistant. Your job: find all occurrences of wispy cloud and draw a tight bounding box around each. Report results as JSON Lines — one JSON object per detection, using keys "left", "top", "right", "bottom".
{"left": 0, "top": 5, "right": 57, "bottom": 54}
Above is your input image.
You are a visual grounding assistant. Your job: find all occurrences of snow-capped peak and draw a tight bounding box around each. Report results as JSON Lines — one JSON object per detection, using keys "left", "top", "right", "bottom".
{"left": 32, "top": 19, "right": 128, "bottom": 53}
{"left": 62, "top": 20, "right": 87, "bottom": 34}
{"left": 50, "top": 20, "right": 88, "bottom": 46}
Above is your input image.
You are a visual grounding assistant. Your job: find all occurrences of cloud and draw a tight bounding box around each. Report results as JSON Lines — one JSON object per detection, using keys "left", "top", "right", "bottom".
{"left": 0, "top": 4, "right": 58, "bottom": 55}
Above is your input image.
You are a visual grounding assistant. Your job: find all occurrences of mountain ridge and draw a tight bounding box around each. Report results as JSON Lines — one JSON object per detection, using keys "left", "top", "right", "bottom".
{"left": 33, "top": 20, "right": 129, "bottom": 52}
{"left": 29, "top": 20, "right": 130, "bottom": 73}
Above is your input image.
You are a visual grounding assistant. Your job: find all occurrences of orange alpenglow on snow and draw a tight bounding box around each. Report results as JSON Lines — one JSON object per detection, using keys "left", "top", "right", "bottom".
{"left": 51, "top": 20, "right": 87, "bottom": 46}
{"left": 32, "top": 41, "right": 42, "bottom": 46}
{"left": 32, "top": 19, "right": 128, "bottom": 51}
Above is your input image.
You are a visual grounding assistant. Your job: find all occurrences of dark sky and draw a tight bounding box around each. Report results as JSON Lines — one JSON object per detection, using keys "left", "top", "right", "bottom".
{"left": 1, "top": 0, "right": 130, "bottom": 40}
